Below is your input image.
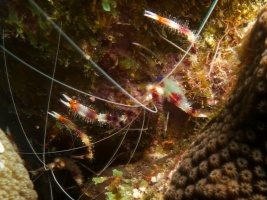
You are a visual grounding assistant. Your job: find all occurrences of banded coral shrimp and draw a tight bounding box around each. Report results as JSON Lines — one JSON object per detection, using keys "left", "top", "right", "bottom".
{"left": 0, "top": 0, "right": 264, "bottom": 199}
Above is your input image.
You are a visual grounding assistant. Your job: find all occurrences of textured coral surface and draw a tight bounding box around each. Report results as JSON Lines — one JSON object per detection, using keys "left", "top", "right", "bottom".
{"left": 0, "top": 129, "right": 37, "bottom": 200}
{"left": 164, "top": 4, "right": 267, "bottom": 200}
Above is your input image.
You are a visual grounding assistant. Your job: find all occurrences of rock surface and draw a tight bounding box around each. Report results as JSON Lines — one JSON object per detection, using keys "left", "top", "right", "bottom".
{"left": 0, "top": 129, "right": 37, "bottom": 200}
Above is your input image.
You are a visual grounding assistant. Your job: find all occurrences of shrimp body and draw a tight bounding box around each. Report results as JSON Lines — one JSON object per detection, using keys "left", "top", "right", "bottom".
{"left": 49, "top": 94, "right": 131, "bottom": 158}
{"left": 144, "top": 10, "right": 196, "bottom": 44}
{"left": 162, "top": 79, "right": 194, "bottom": 115}
{"left": 61, "top": 94, "right": 128, "bottom": 125}
{"left": 163, "top": 79, "right": 207, "bottom": 117}
{"left": 147, "top": 79, "right": 206, "bottom": 117}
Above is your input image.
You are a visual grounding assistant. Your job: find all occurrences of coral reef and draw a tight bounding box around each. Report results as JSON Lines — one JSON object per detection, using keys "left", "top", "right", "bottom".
{"left": 1, "top": 0, "right": 267, "bottom": 199}
{"left": 0, "top": 129, "right": 37, "bottom": 200}
{"left": 1, "top": 0, "right": 264, "bottom": 117}
{"left": 164, "top": 4, "right": 267, "bottom": 200}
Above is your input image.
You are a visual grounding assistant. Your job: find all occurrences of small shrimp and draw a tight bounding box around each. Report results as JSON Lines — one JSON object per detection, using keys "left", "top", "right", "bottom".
{"left": 144, "top": 10, "right": 196, "bottom": 44}
{"left": 147, "top": 78, "right": 207, "bottom": 117}
{"left": 61, "top": 94, "right": 98, "bottom": 122}
{"left": 60, "top": 94, "right": 128, "bottom": 125}
{"left": 48, "top": 111, "right": 93, "bottom": 159}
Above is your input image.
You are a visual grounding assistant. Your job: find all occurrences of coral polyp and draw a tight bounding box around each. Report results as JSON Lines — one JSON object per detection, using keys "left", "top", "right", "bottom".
{"left": 164, "top": 3, "right": 267, "bottom": 200}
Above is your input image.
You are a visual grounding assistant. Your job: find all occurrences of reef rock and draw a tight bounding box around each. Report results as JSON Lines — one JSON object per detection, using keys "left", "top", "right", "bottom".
{"left": 0, "top": 129, "right": 37, "bottom": 200}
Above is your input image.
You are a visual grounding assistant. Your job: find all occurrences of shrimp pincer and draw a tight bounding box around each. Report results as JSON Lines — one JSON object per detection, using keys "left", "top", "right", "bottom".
{"left": 147, "top": 78, "right": 207, "bottom": 117}
{"left": 61, "top": 94, "right": 98, "bottom": 121}
{"left": 163, "top": 79, "right": 207, "bottom": 117}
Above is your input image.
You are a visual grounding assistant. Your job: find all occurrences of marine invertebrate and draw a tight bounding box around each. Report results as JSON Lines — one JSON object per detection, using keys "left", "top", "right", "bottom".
{"left": 227, "top": 180, "right": 239, "bottom": 197}
{"left": 220, "top": 147, "right": 230, "bottom": 161}
{"left": 1, "top": 0, "right": 266, "bottom": 199}
{"left": 239, "top": 182, "right": 253, "bottom": 196}
{"left": 206, "top": 138, "right": 218, "bottom": 152}
{"left": 209, "top": 169, "right": 222, "bottom": 183}
{"left": 239, "top": 169, "right": 253, "bottom": 182}
{"left": 251, "top": 149, "right": 263, "bottom": 163}
{"left": 250, "top": 194, "right": 267, "bottom": 200}
{"left": 188, "top": 167, "right": 198, "bottom": 181}
{"left": 178, "top": 158, "right": 193, "bottom": 174}
{"left": 2, "top": 0, "right": 219, "bottom": 197}
{"left": 257, "top": 100, "right": 267, "bottom": 113}
{"left": 192, "top": 147, "right": 206, "bottom": 163}
{"left": 217, "top": 133, "right": 228, "bottom": 147}
{"left": 164, "top": 3, "right": 267, "bottom": 199}
{"left": 198, "top": 160, "right": 208, "bottom": 175}
{"left": 255, "top": 180, "right": 267, "bottom": 193}
{"left": 183, "top": 184, "right": 194, "bottom": 199}
{"left": 144, "top": 10, "right": 196, "bottom": 44}
{"left": 176, "top": 175, "right": 187, "bottom": 188}
{"left": 174, "top": 189, "right": 184, "bottom": 200}
{"left": 254, "top": 166, "right": 266, "bottom": 178}
{"left": 0, "top": 129, "right": 37, "bottom": 199}
{"left": 228, "top": 141, "right": 240, "bottom": 154}
{"left": 241, "top": 144, "right": 251, "bottom": 155}
{"left": 202, "top": 184, "right": 214, "bottom": 198}
{"left": 236, "top": 158, "right": 248, "bottom": 169}
{"left": 194, "top": 178, "right": 206, "bottom": 194}
{"left": 214, "top": 184, "right": 227, "bottom": 199}
{"left": 209, "top": 153, "right": 220, "bottom": 168}
{"left": 223, "top": 162, "right": 238, "bottom": 178}
{"left": 170, "top": 172, "right": 181, "bottom": 185}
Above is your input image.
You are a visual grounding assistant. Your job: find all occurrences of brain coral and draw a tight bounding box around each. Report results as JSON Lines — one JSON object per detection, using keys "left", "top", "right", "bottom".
{"left": 164, "top": 4, "right": 267, "bottom": 200}
{"left": 0, "top": 129, "right": 37, "bottom": 200}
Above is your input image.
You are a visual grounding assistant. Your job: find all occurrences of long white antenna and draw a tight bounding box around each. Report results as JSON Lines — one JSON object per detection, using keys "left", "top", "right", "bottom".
{"left": 2, "top": 30, "right": 44, "bottom": 165}
{"left": 27, "top": 0, "right": 157, "bottom": 113}
{"left": 161, "top": 0, "right": 219, "bottom": 81}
